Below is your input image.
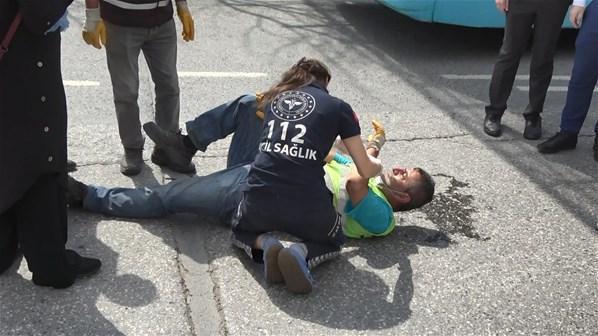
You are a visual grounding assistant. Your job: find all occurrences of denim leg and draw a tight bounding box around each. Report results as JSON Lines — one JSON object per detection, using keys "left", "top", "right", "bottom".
{"left": 105, "top": 23, "right": 146, "bottom": 150}
{"left": 84, "top": 164, "right": 250, "bottom": 224}
{"left": 560, "top": 1, "right": 598, "bottom": 134}
{"left": 185, "top": 95, "right": 264, "bottom": 167}
{"left": 142, "top": 19, "right": 180, "bottom": 133}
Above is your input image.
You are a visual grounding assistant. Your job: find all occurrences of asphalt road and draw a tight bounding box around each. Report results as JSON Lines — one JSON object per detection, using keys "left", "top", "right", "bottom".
{"left": 1, "top": 1, "right": 597, "bottom": 335}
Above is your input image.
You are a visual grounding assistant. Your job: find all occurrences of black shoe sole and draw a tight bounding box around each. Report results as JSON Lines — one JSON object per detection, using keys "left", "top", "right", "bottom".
{"left": 151, "top": 151, "right": 196, "bottom": 174}
{"left": 538, "top": 144, "right": 576, "bottom": 154}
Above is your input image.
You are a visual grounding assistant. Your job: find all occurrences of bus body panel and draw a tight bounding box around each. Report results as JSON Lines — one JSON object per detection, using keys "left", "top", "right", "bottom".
{"left": 378, "top": 0, "right": 573, "bottom": 28}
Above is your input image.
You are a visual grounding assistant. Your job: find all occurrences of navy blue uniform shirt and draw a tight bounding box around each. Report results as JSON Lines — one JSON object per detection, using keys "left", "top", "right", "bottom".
{"left": 247, "top": 83, "right": 361, "bottom": 194}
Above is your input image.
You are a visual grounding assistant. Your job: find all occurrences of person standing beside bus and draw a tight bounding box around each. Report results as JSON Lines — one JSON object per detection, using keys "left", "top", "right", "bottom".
{"left": 0, "top": 0, "right": 101, "bottom": 288}
{"left": 538, "top": 0, "right": 598, "bottom": 161}
{"left": 483, "top": 0, "right": 574, "bottom": 139}
{"left": 81, "top": 0, "right": 196, "bottom": 176}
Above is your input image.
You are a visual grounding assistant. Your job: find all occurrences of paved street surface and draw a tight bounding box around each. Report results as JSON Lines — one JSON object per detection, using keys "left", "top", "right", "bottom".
{"left": 1, "top": 1, "right": 597, "bottom": 335}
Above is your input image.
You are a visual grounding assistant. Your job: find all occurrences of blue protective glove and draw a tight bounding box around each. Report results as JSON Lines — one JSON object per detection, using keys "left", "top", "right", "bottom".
{"left": 46, "top": 11, "right": 69, "bottom": 33}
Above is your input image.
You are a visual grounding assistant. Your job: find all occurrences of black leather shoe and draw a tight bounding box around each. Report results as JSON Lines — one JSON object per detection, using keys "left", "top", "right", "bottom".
{"left": 120, "top": 148, "right": 143, "bottom": 176}
{"left": 32, "top": 250, "right": 101, "bottom": 289}
{"left": 537, "top": 132, "right": 577, "bottom": 154}
{"left": 66, "top": 159, "right": 77, "bottom": 173}
{"left": 143, "top": 122, "right": 197, "bottom": 174}
{"left": 524, "top": 117, "right": 542, "bottom": 140}
{"left": 483, "top": 115, "right": 502, "bottom": 137}
{"left": 66, "top": 175, "right": 88, "bottom": 208}
{"left": 593, "top": 136, "right": 598, "bottom": 161}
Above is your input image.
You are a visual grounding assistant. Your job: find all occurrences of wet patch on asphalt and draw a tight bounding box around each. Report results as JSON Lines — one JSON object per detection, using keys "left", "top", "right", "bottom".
{"left": 418, "top": 174, "right": 488, "bottom": 241}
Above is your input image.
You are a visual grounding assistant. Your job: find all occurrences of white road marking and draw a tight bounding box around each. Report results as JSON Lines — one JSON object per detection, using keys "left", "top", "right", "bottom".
{"left": 516, "top": 85, "right": 598, "bottom": 92}
{"left": 178, "top": 72, "right": 268, "bottom": 78}
{"left": 63, "top": 80, "right": 100, "bottom": 86}
{"left": 441, "top": 74, "right": 571, "bottom": 80}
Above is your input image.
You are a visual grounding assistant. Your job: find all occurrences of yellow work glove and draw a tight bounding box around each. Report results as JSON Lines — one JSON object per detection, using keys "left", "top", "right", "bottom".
{"left": 176, "top": 1, "right": 195, "bottom": 42}
{"left": 82, "top": 8, "right": 106, "bottom": 49}
{"left": 366, "top": 119, "right": 386, "bottom": 151}
{"left": 255, "top": 92, "right": 265, "bottom": 119}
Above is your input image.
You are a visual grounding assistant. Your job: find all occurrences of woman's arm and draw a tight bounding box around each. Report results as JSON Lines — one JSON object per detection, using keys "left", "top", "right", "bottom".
{"left": 342, "top": 135, "right": 382, "bottom": 179}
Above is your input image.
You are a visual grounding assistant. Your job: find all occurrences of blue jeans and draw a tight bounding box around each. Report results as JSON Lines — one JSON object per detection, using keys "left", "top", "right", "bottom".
{"left": 84, "top": 94, "right": 263, "bottom": 225}
{"left": 560, "top": 0, "right": 598, "bottom": 135}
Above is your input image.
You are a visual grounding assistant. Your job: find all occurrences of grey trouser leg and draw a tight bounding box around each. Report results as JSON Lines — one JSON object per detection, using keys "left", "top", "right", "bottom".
{"left": 105, "top": 20, "right": 180, "bottom": 149}
{"left": 142, "top": 19, "right": 180, "bottom": 133}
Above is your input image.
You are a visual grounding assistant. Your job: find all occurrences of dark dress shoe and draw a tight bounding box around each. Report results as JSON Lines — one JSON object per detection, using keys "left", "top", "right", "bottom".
{"left": 537, "top": 132, "right": 577, "bottom": 154}
{"left": 66, "top": 175, "right": 88, "bottom": 207}
{"left": 32, "top": 250, "right": 101, "bottom": 289}
{"left": 143, "top": 122, "right": 197, "bottom": 174}
{"left": 523, "top": 118, "right": 542, "bottom": 140}
{"left": 483, "top": 115, "right": 502, "bottom": 137}
{"left": 593, "top": 136, "right": 598, "bottom": 161}
{"left": 66, "top": 159, "right": 77, "bottom": 173}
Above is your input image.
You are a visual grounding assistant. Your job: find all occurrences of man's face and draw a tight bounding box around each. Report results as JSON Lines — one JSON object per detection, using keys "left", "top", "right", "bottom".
{"left": 381, "top": 166, "right": 422, "bottom": 193}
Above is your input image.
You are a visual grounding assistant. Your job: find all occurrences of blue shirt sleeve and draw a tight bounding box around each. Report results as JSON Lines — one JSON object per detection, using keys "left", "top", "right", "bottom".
{"left": 344, "top": 189, "right": 393, "bottom": 234}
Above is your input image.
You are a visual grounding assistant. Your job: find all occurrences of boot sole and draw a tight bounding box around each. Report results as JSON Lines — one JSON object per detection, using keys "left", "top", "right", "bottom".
{"left": 277, "top": 248, "right": 313, "bottom": 294}
{"left": 264, "top": 243, "right": 284, "bottom": 284}
{"left": 151, "top": 152, "right": 196, "bottom": 174}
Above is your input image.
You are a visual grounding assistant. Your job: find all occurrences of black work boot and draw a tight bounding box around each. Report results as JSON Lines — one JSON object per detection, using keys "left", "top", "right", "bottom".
{"left": 593, "top": 136, "right": 598, "bottom": 162}
{"left": 524, "top": 117, "right": 542, "bottom": 140}
{"left": 120, "top": 148, "right": 143, "bottom": 176}
{"left": 483, "top": 114, "right": 502, "bottom": 137}
{"left": 143, "top": 122, "right": 197, "bottom": 174}
{"left": 66, "top": 175, "right": 88, "bottom": 208}
{"left": 537, "top": 132, "right": 577, "bottom": 154}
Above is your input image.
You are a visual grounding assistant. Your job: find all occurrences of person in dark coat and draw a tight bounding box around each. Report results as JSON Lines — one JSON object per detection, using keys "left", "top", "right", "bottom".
{"left": 0, "top": 0, "right": 101, "bottom": 288}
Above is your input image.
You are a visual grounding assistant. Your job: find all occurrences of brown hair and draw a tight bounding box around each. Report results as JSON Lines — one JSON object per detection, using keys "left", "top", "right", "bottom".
{"left": 258, "top": 57, "right": 332, "bottom": 111}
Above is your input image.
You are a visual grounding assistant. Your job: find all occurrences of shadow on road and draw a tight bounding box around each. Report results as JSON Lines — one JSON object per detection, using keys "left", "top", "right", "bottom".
{"left": 0, "top": 211, "right": 157, "bottom": 335}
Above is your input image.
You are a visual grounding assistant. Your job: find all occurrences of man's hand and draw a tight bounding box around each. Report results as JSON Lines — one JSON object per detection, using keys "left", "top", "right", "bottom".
{"left": 366, "top": 120, "right": 386, "bottom": 152}
{"left": 82, "top": 8, "right": 106, "bottom": 49}
{"left": 496, "top": 0, "right": 509, "bottom": 12}
{"left": 570, "top": 5, "right": 585, "bottom": 28}
{"left": 176, "top": 2, "right": 195, "bottom": 42}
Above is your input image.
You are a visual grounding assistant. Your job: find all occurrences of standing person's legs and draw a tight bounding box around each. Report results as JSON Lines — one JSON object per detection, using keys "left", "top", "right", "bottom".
{"left": 560, "top": 1, "right": 598, "bottom": 135}
{"left": 538, "top": 1, "right": 598, "bottom": 155}
{"left": 15, "top": 174, "right": 74, "bottom": 287}
{"left": 185, "top": 94, "right": 263, "bottom": 167}
{"left": 485, "top": 2, "right": 535, "bottom": 136}
{"left": 142, "top": 19, "right": 180, "bottom": 134}
{"left": 105, "top": 23, "right": 146, "bottom": 175}
{"left": 523, "top": 0, "right": 570, "bottom": 138}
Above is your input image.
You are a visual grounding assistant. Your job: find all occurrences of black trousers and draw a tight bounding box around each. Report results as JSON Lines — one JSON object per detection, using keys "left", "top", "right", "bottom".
{"left": 232, "top": 188, "right": 345, "bottom": 269}
{"left": 0, "top": 173, "right": 74, "bottom": 284}
{"left": 486, "top": 0, "right": 572, "bottom": 120}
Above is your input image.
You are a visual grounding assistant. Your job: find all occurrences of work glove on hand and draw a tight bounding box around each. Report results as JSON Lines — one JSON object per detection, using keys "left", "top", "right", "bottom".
{"left": 176, "top": 1, "right": 195, "bottom": 42}
{"left": 82, "top": 8, "right": 106, "bottom": 49}
{"left": 366, "top": 119, "right": 386, "bottom": 151}
{"left": 255, "top": 92, "right": 265, "bottom": 119}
